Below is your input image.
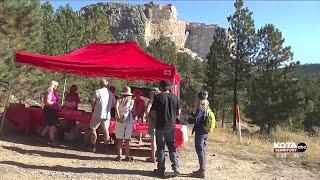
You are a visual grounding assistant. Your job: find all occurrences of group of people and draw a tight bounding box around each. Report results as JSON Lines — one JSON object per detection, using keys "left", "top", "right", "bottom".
{"left": 40, "top": 79, "right": 211, "bottom": 179}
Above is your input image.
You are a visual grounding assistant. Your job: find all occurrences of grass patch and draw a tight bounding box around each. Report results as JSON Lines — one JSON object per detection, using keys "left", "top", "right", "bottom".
{"left": 207, "top": 126, "right": 320, "bottom": 170}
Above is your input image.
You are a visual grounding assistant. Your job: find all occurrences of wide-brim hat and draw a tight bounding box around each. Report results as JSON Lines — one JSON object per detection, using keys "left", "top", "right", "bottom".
{"left": 120, "top": 86, "right": 133, "bottom": 96}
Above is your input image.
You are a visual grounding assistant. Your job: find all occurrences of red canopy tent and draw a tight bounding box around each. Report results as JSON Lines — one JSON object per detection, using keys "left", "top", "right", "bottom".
{"left": 15, "top": 41, "right": 180, "bottom": 84}
{"left": 0, "top": 41, "right": 182, "bottom": 134}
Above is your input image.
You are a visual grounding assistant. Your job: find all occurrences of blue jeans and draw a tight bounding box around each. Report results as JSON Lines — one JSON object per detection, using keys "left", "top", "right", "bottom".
{"left": 195, "top": 132, "right": 208, "bottom": 171}
{"left": 155, "top": 129, "right": 179, "bottom": 172}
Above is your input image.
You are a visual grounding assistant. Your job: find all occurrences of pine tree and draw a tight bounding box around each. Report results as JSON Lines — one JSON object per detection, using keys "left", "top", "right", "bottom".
{"left": 41, "top": 1, "right": 56, "bottom": 55}
{"left": 204, "top": 27, "right": 232, "bottom": 118}
{"left": 176, "top": 52, "right": 200, "bottom": 112}
{"left": 124, "top": 35, "right": 147, "bottom": 50}
{"left": 0, "top": 0, "right": 44, "bottom": 101}
{"left": 81, "top": 4, "right": 115, "bottom": 44}
{"left": 227, "top": 0, "right": 257, "bottom": 131}
{"left": 146, "top": 37, "right": 204, "bottom": 111}
{"left": 294, "top": 75, "right": 320, "bottom": 132}
{"left": 246, "top": 24, "right": 300, "bottom": 133}
{"left": 54, "top": 4, "right": 83, "bottom": 54}
{"left": 146, "top": 36, "right": 178, "bottom": 66}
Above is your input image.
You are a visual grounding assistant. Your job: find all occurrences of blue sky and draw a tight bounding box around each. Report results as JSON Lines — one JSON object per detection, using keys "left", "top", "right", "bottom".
{"left": 42, "top": 0, "right": 320, "bottom": 64}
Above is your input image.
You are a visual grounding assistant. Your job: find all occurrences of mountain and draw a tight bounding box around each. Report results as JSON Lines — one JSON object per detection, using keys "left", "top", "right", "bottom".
{"left": 296, "top": 63, "right": 320, "bottom": 76}
{"left": 81, "top": 2, "right": 219, "bottom": 58}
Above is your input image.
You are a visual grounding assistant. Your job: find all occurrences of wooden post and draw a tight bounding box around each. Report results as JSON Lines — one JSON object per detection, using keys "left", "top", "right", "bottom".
{"left": 236, "top": 105, "right": 242, "bottom": 145}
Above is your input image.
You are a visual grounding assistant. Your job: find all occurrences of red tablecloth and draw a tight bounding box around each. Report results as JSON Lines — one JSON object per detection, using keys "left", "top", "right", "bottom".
{"left": 6, "top": 105, "right": 188, "bottom": 148}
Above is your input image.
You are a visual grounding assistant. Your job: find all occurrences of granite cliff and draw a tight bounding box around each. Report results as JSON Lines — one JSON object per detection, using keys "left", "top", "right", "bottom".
{"left": 81, "top": 2, "right": 219, "bottom": 58}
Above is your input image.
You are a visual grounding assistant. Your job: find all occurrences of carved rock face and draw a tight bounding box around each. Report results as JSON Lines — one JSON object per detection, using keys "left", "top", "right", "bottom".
{"left": 81, "top": 2, "right": 220, "bottom": 58}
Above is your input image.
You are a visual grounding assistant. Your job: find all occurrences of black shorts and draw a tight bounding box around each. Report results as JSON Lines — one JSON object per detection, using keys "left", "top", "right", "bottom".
{"left": 43, "top": 107, "right": 57, "bottom": 126}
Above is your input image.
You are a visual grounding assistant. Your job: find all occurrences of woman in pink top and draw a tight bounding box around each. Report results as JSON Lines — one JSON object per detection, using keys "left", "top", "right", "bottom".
{"left": 63, "top": 85, "right": 80, "bottom": 110}
{"left": 41, "top": 80, "right": 60, "bottom": 142}
{"left": 62, "top": 85, "right": 81, "bottom": 132}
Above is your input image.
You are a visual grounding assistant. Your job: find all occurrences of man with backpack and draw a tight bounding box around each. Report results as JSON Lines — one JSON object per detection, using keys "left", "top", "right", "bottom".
{"left": 189, "top": 91, "right": 216, "bottom": 178}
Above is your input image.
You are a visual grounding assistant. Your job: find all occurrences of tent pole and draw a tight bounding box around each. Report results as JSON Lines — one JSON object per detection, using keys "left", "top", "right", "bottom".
{"left": 61, "top": 77, "right": 67, "bottom": 105}
{"left": 0, "top": 87, "right": 11, "bottom": 135}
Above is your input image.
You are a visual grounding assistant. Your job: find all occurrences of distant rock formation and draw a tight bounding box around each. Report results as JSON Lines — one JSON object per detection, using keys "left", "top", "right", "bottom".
{"left": 81, "top": 2, "right": 219, "bottom": 58}
{"left": 144, "top": 3, "right": 187, "bottom": 48}
{"left": 185, "top": 23, "right": 218, "bottom": 58}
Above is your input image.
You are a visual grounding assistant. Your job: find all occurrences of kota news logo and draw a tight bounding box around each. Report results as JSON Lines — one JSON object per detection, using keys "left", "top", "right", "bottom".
{"left": 273, "top": 142, "right": 307, "bottom": 153}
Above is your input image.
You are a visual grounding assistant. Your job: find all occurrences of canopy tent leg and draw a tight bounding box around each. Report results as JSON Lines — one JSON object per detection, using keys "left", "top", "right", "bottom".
{"left": 0, "top": 88, "right": 11, "bottom": 135}
{"left": 61, "top": 77, "right": 67, "bottom": 105}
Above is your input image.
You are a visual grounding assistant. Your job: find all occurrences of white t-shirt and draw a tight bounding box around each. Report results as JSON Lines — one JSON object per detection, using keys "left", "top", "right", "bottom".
{"left": 118, "top": 99, "right": 134, "bottom": 124}
{"left": 92, "top": 87, "right": 115, "bottom": 120}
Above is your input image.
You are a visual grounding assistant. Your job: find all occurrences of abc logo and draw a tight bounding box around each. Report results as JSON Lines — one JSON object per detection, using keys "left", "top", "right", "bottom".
{"left": 297, "top": 142, "right": 307, "bottom": 152}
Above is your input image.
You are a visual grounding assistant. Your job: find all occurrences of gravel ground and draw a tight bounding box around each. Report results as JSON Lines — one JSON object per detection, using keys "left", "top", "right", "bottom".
{"left": 0, "top": 133, "right": 319, "bottom": 180}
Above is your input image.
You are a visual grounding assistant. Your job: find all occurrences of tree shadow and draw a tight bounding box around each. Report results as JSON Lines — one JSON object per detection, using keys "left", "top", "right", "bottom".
{"left": 0, "top": 134, "right": 151, "bottom": 158}
{"left": 1, "top": 145, "right": 114, "bottom": 161}
{"left": 0, "top": 160, "right": 154, "bottom": 177}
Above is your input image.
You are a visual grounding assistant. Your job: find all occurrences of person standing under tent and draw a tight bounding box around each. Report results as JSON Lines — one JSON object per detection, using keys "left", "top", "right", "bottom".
{"left": 145, "top": 88, "right": 160, "bottom": 163}
{"left": 151, "top": 80, "right": 181, "bottom": 178}
{"left": 87, "top": 79, "right": 115, "bottom": 152}
{"left": 114, "top": 86, "right": 135, "bottom": 162}
{"left": 63, "top": 85, "right": 80, "bottom": 110}
{"left": 108, "top": 85, "right": 117, "bottom": 144}
{"left": 108, "top": 85, "right": 117, "bottom": 119}
{"left": 132, "top": 89, "right": 146, "bottom": 144}
{"left": 62, "top": 85, "right": 81, "bottom": 132}
{"left": 41, "top": 80, "right": 61, "bottom": 143}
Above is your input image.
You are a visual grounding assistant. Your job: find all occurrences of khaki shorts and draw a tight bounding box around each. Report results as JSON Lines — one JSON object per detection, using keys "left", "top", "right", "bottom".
{"left": 115, "top": 121, "right": 133, "bottom": 140}
{"left": 89, "top": 117, "right": 110, "bottom": 133}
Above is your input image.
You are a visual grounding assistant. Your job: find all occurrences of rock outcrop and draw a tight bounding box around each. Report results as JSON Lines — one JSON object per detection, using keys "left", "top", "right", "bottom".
{"left": 81, "top": 2, "right": 218, "bottom": 58}
{"left": 144, "top": 3, "right": 187, "bottom": 48}
{"left": 84, "top": 2, "right": 148, "bottom": 41}
{"left": 185, "top": 23, "right": 218, "bottom": 58}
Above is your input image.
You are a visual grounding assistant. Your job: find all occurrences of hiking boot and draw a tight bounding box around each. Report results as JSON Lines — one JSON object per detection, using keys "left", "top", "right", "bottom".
{"left": 190, "top": 170, "right": 205, "bottom": 178}
{"left": 153, "top": 169, "right": 166, "bottom": 179}
{"left": 86, "top": 145, "right": 96, "bottom": 153}
{"left": 124, "top": 156, "right": 134, "bottom": 162}
{"left": 47, "top": 141, "right": 59, "bottom": 147}
{"left": 114, "top": 156, "right": 122, "bottom": 162}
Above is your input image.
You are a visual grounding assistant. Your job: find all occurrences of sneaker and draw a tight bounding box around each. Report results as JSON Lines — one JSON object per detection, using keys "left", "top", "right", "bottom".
{"left": 153, "top": 169, "right": 166, "bottom": 179}
{"left": 115, "top": 156, "right": 122, "bottom": 161}
{"left": 124, "top": 156, "right": 134, "bottom": 162}
{"left": 86, "top": 145, "right": 96, "bottom": 153}
{"left": 190, "top": 170, "right": 205, "bottom": 178}
{"left": 47, "top": 141, "right": 59, "bottom": 147}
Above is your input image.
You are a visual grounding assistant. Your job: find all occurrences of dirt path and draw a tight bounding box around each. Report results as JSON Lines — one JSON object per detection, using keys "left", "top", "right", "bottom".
{"left": 0, "top": 134, "right": 319, "bottom": 180}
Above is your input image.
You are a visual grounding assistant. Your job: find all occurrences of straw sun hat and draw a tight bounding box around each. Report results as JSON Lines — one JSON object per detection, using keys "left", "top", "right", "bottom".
{"left": 120, "top": 86, "right": 133, "bottom": 96}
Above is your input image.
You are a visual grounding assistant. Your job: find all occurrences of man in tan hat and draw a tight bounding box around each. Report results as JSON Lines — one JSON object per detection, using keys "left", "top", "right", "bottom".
{"left": 114, "top": 86, "right": 135, "bottom": 161}
{"left": 88, "top": 79, "right": 116, "bottom": 152}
